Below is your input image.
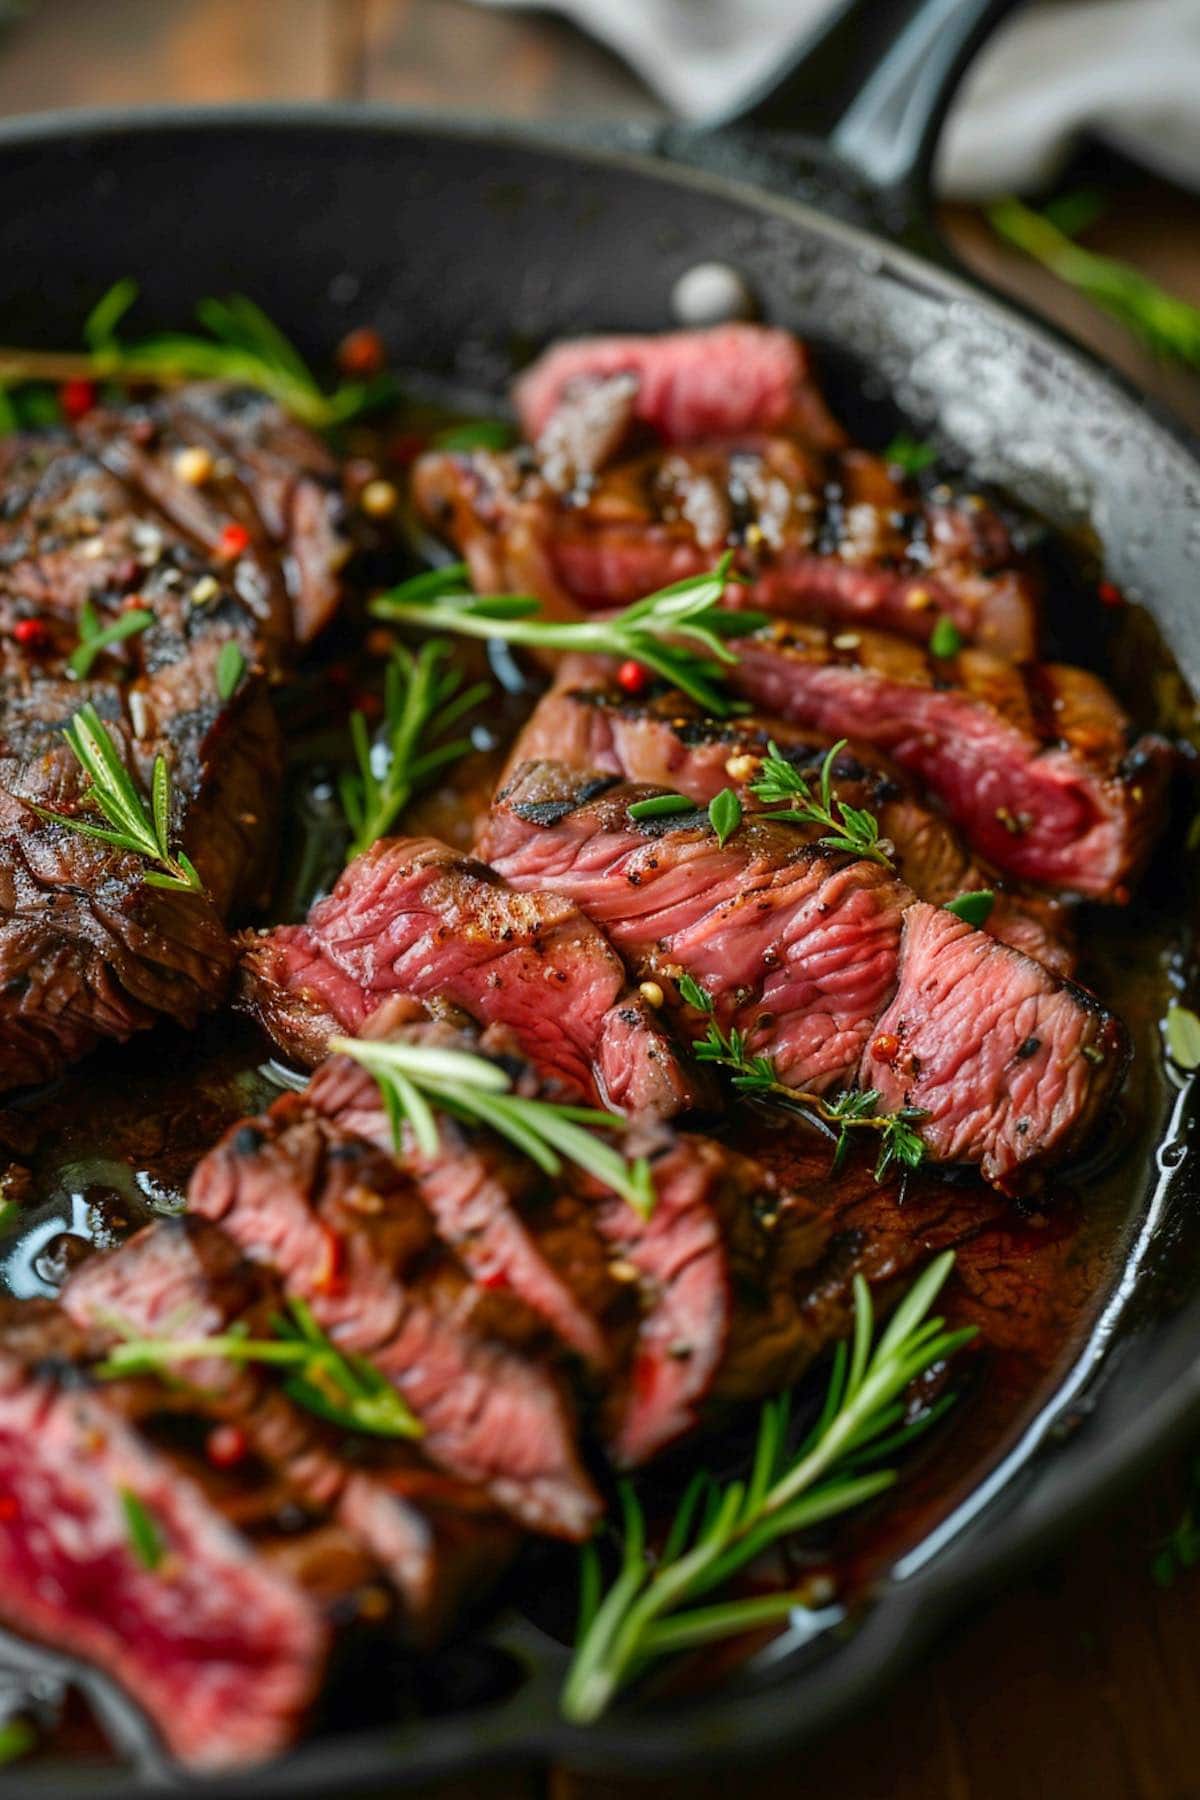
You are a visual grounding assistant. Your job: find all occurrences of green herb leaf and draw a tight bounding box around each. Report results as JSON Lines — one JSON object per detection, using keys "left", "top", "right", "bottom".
{"left": 628, "top": 793, "right": 695, "bottom": 822}
{"left": 989, "top": 197, "right": 1200, "bottom": 371}
{"left": 749, "top": 740, "right": 892, "bottom": 868}
{"left": 331, "top": 1034, "right": 656, "bottom": 1220}
{"left": 884, "top": 431, "right": 937, "bottom": 475}
{"left": 708, "top": 787, "right": 742, "bottom": 848}
{"left": 562, "top": 1252, "right": 974, "bottom": 1723}
{"left": 338, "top": 638, "right": 489, "bottom": 860}
{"left": 27, "top": 702, "right": 205, "bottom": 895}
{"left": 68, "top": 602, "right": 154, "bottom": 680}
{"left": 929, "top": 616, "right": 963, "bottom": 659}
{"left": 216, "top": 640, "right": 246, "bottom": 702}
{"left": 371, "top": 554, "right": 764, "bottom": 719}
{"left": 431, "top": 419, "right": 516, "bottom": 453}
{"left": 120, "top": 1488, "right": 164, "bottom": 1571}
{"left": 945, "top": 889, "right": 996, "bottom": 927}
{"left": 1166, "top": 1004, "right": 1200, "bottom": 1072}
{"left": 0, "top": 1718, "right": 36, "bottom": 1768}
{"left": 100, "top": 1296, "right": 424, "bottom": 1440}
{"left": 0, "top": 279, "right": 401, "bottom": 430}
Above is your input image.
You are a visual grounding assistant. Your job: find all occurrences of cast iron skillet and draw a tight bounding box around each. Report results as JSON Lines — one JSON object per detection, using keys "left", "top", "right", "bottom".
{"left": 4, "top": 1, "right": 1200, "bottom": 1790}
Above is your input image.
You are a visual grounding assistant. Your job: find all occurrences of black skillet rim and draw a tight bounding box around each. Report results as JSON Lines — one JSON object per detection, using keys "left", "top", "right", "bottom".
{"left": 0, "top": 102, "right": 1197, "bottom": 1795}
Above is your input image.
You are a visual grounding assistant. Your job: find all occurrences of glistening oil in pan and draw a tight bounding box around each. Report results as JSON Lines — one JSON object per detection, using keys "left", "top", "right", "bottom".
{"left": 0, "top": 387, "right": 1196, "bottom": 1755}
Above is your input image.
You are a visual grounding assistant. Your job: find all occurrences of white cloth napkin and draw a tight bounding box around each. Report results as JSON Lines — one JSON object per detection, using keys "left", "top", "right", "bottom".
{"left": 477, "top": 0, "right": 1200, "bottom": 199}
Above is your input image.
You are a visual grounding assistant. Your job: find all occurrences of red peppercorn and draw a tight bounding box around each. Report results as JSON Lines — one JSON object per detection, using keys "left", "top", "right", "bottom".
{"left": 1098, "top": 580, "right": 1125, "bottom": 607}
{"left": 59, "top": 378, "right": 96, "bottom": 421}
{"left": 217, "top": 522, "right": 251, "bottom": 560}
{"left": 205, "top": 1424, "right": 248, "bottom": 1470}
{"left": 336, "top": 327, "right": 387, "bottom": 378}
{"left": 13, "top": 618, "right": 49, "bottom": 651}
{"left": 121, "top": 593, "right": 149, "bottom": 612}
{"left": 617, "top": 659, "right": 649, "bottom": 695}
{"left": 872, "top": 1033, "right": 900, "bottom": 1064}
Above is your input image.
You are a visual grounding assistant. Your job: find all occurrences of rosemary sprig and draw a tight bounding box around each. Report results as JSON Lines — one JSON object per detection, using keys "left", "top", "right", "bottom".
{"left": 0, "top": 280, "right": 398, "bottom": 430}
{"left": 339, "top": 638, "right": 489, "bottom": 860}
{"left": 678, "top": 974, "right": 926, "bottom": 1181}
{"left": 68, "top": 598, "right": 154, "bottom": 680}
{"left": 562, "top": 1250, "right": 973, "bottom": 1723}
{"left": 370, "top": 555, "right": 765, "bottom": 718}
{"left": 28, "top": 702, "right": 204, "bottom": 894}
{"left": 330, "top": 1034, "right": 656, "bottom": 1219}
{"left": 989, "top": 196, "right": 1200, "bottom": 370}
{"left": 748, "top": 740, "right": 893, "bottom": 868}
{"left": 99, "top": 1295, "right": 424, "bottom": 1440}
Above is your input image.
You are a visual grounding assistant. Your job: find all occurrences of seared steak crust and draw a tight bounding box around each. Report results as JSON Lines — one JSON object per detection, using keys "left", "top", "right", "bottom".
{"left": 503, "top": 673, "right": 1075, "bottom": 974}
{"left": 727, "top": 624, "right": 1171, "bottom": 899}
{"left": 481, "top": 761, "right": 1127, "bottom": 1189}
{"left": 237, "top": 835, "right": 706, "bottom": 1117}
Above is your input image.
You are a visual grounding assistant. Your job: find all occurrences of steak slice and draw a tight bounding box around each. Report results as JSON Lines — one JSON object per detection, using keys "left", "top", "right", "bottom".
{"left": 513, "top": 324, "right": 849, "bottom": 452}
{"left": 415, "top": 439, "right": 1038, "bottom": 660}
{"left": 504, "top": 673, "right": 1075, "bottom": 974}
{"left": 727, "top": 623, "right": 1172, "bottom": 899}
{"left": 0, "top": 1299, "right": 371, "bottom": 1770}
{"left": 304, "top": 1000, "right": 807, "bottom": 1465}
{"left": 64, "top": 1216, "right": 519, "bottom": 1643}
{"left": 237, "top": 835, "right": 705, "bottom": 1117}
{"left": 481, "top": 762, "right": 1127, "bottom": 1189}
{"left": 188, "top": 1094, "right": 600, "bottom": 1538}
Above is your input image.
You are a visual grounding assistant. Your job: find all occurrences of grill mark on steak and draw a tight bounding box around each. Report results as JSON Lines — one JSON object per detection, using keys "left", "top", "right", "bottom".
{"left": 63, "top": 1216, "right": 519, "bottom": 1644}
{"left": 480, "top": 762, "right": 1127, "bottom": 1190}
{"left": 187, "top": 1093, "right": 601, "bottom": 1538}
{"left": 502, "top": 674, "right": 1076, "bottom": 975}
{"left": 235, "top": 835, "right": 707, "bottom": 1118}
{"left": 727, "top": 623, "right": 1172, "bottom": 899}
{"left": 0, "top": 387, "right": 351, "bottom": 1092}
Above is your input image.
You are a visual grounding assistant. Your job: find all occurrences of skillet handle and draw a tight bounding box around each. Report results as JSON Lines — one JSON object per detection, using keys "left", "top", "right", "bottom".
{"left": 710, "top": 0, "right": 1023, "bottom": 208}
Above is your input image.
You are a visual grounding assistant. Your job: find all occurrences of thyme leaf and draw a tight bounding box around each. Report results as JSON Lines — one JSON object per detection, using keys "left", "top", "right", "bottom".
{"left": 330, "top": 1034, "right": 656, "bottom": 1219}
{"left": 676, "top": 973, "right": 927, "bottom": 1181}
{"left": 747, "top": 740, "right": 893, "bottom": 868}
{"left": 120, "top": 1488, "right": 165, "bottom": 1572}
{"left": 338, "top": 638, "right": 489, "bottom": 860}
{"left": 945, "top": 889, "right": 996, "bottom": 927}
{"left": 884, "top": 432, "right": 937, "bottom": 475}
{"left": 216, "top": 640, "right": 246, "bottom": 702}
{"left": 708, "top": 787, "right": 742, "bottom": 848}
{"left": 562, "top": 1251, "right": 974, "bottom": 1723}
{"left": 27, "top": 702, "right": 204, "bottom": 895}
{"left": 370, "top": 555, "right": 766, "bottom": 718}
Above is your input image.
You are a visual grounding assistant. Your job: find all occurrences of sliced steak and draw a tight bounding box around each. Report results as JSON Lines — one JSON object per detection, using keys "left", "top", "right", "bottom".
{"left": 304, "top": 1000, "right": 806, "bottom": 1465}
{"left": 188, "top": 1094, "right": 600, "bottom": 1537}
{"left": 0, "top": 1299, "right": 374, "bottom": 1770}
{"left": 504, "top": 674, "right": 1075, "bottom": 974}
{"left": 415, "top": 437, "right": 1038, "bottom": 660}
{"left": 513, "top": 324, "right": 849, "bottom": 452}
{"left": 64, "top": 1216, "right": 519, "bottom": 1642}
{"left": 728, "top": 623, "right": 1172, "bottom": 898}
{"left": 237, "top": 835, "right": 705, "bottom": 1117}
{"left": 481, "top": 762, "right": 1127, "bottom": 1189}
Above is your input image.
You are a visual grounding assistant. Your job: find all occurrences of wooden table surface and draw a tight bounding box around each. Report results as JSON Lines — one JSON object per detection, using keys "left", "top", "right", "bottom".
{"left": 3, "top": 5, "right": 1200, "bottom": 1796}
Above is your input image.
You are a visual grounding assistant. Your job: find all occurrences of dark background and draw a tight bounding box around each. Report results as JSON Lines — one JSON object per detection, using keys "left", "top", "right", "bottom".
{"left": 3, "top": 3, "right": 1200, "bottom": 1796}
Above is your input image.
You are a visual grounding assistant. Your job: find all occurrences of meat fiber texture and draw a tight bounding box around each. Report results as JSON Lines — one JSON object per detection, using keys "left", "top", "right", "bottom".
{"left": 481, "top": 762, "right": 1128, "bottom": 1191}
{"left": 237, "top": 834, "right": 705, "bottom": 1117}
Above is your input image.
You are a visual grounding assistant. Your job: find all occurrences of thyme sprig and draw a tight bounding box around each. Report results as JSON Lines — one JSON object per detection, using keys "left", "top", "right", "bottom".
{"left": 0, "top": 280, "right": 397, "bottom": 429}
{"left": 563, "top": 1250, "right": 973, "bottom": 1723}
{"left": 68, "top": 598, "right": 154, "bottom": 680}
{"left": 99, "top": 1295, "right": 424, "bottom": 1440}
{"left": 678, "top": 974, "right": 927, "bottom": 1182}
{"left": 28, "top": 702, "right": 204, "bottom": 894}
{"left": 370, "top": 555, "right": 765, "bottom": 717}
{"left": 330, "top": 1035, "right": 656, "bottom": 1219}
{"left": 748, "top": 739, "right": 893, "bottom": 868}
{"left": 989, "top": 196, "right": 1200, "bottom": 371}
{"left": 339, "top": 638, "right": 489, "bottom": 860}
